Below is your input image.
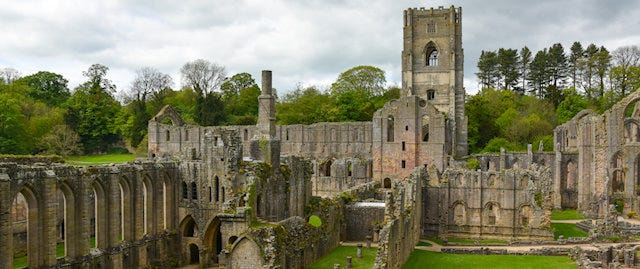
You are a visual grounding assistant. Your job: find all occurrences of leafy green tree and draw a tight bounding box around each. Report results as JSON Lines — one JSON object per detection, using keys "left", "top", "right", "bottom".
{"left": 556, "top": 88, "right": 589, "bottom": 123}
{"left": 610, "top": 45, "right": 640, "bottom": 96}
{"left": 0, "top": 83, "right": 29, "bottom": 153}
{"left": 195, "top": 92, "right": 226, "bottom": 126}
{"left": 497, "top": 48, "right": 520, "bottom": 90}
{"left": 221, "top": 73, "right": 260, "bottom": 125}
{"left": 15, "top": 71, "right": 70, "bottom": 106}
{"left": 39, "top": 125, "right": 82, "bottom": 156}
{"left": 276, "top": 86, "right": 335, "bottom": 125}
{"left": 65, "top": 64, "right": 122, "bottom": 153}
{"left": 476, "top": 50, "right": 500, "bottom": 89}
{"left": 579, "top": 43, "right": 599, "bottom": 96}
{"left": 330, "top": 65, "right": 386, "bottom": 97}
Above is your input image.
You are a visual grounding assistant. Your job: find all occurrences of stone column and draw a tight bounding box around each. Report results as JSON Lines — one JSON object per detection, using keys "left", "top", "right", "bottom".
{"left": 42, "top": 171, "right": 58, "bottom": 266}
{"left": 554, "top": 145, "right": 563, "bottom": 209}
{"left": 0, "top": 174, "right": 13, "bottom": 269}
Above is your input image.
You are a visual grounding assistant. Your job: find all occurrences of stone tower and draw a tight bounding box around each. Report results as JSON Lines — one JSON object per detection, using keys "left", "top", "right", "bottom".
{"left": 401, "top": 6, "right": 467, "bottom": 157}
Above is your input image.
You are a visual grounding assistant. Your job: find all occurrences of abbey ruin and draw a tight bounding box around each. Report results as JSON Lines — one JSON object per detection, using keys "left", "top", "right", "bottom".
{"left": 2, "top": 5, "right": 640, "bottom": 269}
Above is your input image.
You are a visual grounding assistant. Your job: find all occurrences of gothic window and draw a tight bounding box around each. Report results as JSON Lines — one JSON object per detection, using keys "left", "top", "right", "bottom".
{"left": 427, "top": 90, "right": 435, "bottom": 100}
{"left": 166, "top": 130, "right": 171, "bottom": 141}
{"left": 387, "top": 115, "right": 394, "bottom": 142}
{"left": 402, "top": 141, "right": 406, "bottom": 151}
{"left": 182, "top": 182, "right": 188, "bottom": 199}
{"left": 191, "top": 182, "right": 198, "bottom": 200}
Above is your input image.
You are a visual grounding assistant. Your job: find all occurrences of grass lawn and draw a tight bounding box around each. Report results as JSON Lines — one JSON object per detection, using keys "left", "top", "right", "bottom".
{"left": 14, "top": 242, "right": 66, "bottom": 268}
{"left": 424, "top": 237, "right": 508, "bottom": 246}
{"left": 417, "top": 241, "right": 432, "bottom": 247}
{"left": 308, "top": 246, "right": 378, "bottom": 269}
{"left": 552, "top": 223, "right": 588, "bottom": 240}
{"left": 402, "top": 250, "right": 577, "bottom": 269}
{"left": 65, "top": 154, "right": 135, "bottom": 166}
{"left": 551, "top": 209, "right": 585, "bottom": 220}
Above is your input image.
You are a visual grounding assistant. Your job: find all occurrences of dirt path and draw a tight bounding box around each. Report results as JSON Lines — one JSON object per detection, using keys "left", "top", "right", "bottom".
{"left": 414, "top": 239, "right": 633, "bottom": 254}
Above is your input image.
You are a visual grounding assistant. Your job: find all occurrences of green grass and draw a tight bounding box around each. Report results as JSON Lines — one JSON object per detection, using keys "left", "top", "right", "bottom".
{"left": 402, "top": 250, "right": 577, "bottom": 269}
{"left": 417, "top": 241, "right": 432, "bottom": 247}
{"left": 308, "top": 246, "right": 378, "bottom": 269}
{"left": 551, "top": 209, "right": 585, "bottom": 220}
{"left": 424, "top": 237, "right": 508, "bottom": 246}
{"left": 65, "top": 154, "right": 135, "bottom": 166}
{"left": 551, "top": 223, "right": 588, "bottom": 240}
{"left": 14, "top": 242, "right": 66, "bottom": 268}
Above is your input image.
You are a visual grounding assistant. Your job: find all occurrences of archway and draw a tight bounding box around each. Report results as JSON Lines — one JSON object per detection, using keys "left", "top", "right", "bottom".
{"left": 57, "top": 182, "right": 78, "bottom": 258}
{"left": 189, "top": 244, "right": 200, "bottom": 264}
{"left": 162, "top": 174, "right": 176, "bottom": 230}
{"left": 119, "top": 177, "right": 133, "bottom": 241}
{"left": 519, "top": 205, "right": 533, "bottom": 227}
{"left": 91, "top": 181, "right": 107, "bottom": 249}
{"left": 383, "top": 178, "right": 391, "bottom": 188}
{"left": 204, "top": 218, "right": 222, "bottom": 264}
{"left": 13, "top": 186, "right": 40, "bottom": 268}
{"left": 452, "top": 202, "right": 466, "bottom": 225}
{"left": 181, "top": 216, "right": 198, "bottom": 237}
{"left": 142, "top": 177, "right": 154, "bottom": 235}
{"left": 483, "top": 202, "right": 500, "bottom": 226}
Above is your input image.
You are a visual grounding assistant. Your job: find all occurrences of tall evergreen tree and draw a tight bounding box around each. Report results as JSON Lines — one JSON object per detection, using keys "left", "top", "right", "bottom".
{"left": 593, "top": 46, "right": 611, "bottom": 97}
{"left": 519, "top": 46, "right": 532, "bottom": 95}
{"left": 569, "top": 42, "right": 584, "bottom": 89}
{"left": 476, "top": 50, "right": 500, "bottom": 89}
{"left": 528, "top": 49, "right": 550, "bottom": 97}
{"left": 547, "top": 43, "right": 568, "bottom": 90}
{"left": 497, "top": 48, "right": 520, "bottom": 91}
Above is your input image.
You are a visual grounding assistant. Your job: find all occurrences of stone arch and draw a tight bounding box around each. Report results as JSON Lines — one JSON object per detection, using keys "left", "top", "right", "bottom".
{"left": 162, "top": 173, "right": 176, "bottom": 230}
{"left": 151, "top": 105, "right": 185, "bottom": 126}
{"left": 13, "top": 185, "right": 41, "bottom": 267}
{"left": 520, "top": 174, "right": 530, "bottom": 189}
{"left": 320, "top": 160, "right": 332, "bottom": 177}
{"left": 119, "top": 177, "right": 134, "bottom": 241}
{"left": 611, "top": 151, "right": 624, "bottom": 193}
{"left": 451, "top": 201, "right": 466, "bottom": 225}
{"left": 422, "top": 115, "right": 430, "bottom": 142}
{"left": 624, "top": 119, "right": 640, "bottom": 143}
{"left": 91, "top": 180, "right": 108, "bottom": 249}
{"left": 383, "top": 178, "right": 392, "bottom": 188}
{"left": 181, "top": 215, "right": 198, "bottom": 237}
{"left": 455, "top": 173, "right": 464, "bottom": 187}
{"left": 229, "top": 237, "right": 263, "bottom": 269}
{"left": 204, "top": 217, "right": 222, "bottom": 264}
{"left": 57, "top": 181, "right": 79, "bottom": 258}
{"left": 424, "top": 41, "right": 439, "bottom": 66}
{"left": 519, "top": 205, "right": 533, "bottom": 227}
{"left": 483, "top": 202, "right": 501, "bottom": 226}
{"left": 487, "top": 173, "right": 497, "bottom": 188}
{"left": 142, "top": 176, "right": 154, "bottom": 235}
{"left": 189, "top": 243, "right": 200, "bottom": 264}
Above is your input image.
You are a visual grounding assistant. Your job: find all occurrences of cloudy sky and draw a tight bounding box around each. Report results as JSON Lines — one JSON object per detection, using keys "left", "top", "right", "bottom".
{"left": 1, "top": 0, "right": 639, "bottom": 97}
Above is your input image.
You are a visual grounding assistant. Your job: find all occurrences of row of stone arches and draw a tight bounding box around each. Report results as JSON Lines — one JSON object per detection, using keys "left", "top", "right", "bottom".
{"left": 4, "top": 169, "right": 178, "bottom": 268}
{"left": 179, "top": 215, "right": 251, "bottom": 266}
{"left": 451, "top": 202, "right": 534, "bottom": 227}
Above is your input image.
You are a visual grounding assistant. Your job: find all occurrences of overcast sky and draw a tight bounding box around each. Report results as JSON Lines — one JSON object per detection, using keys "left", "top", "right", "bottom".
{"left": 1, "top": 0, "right": 639, "bottom": 97}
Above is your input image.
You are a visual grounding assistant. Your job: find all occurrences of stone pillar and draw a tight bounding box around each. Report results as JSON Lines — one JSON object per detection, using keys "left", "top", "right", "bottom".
{"left": 499, "top": 147, "right": 506, "bottom": 170}
{"left": 346, "top": 256, "right": 352, "bottom": 268}
{"left": 554, "top": 144, "right": 563, "bottom": 209}
{"left": 334, "top": 264, "right": 341, "bottom": 269}
{"left": 0, "top": 174, "right": 13, "bottom": 269}
{"left": 356, "top": 243, "right": 363, "bottom": 258}
{"left": 43, "top": 171, "right": 59, "bottom": 266}
{"left": 365, "top": 236, "right": 372, "bottom": 248}
{"left": 251, "top": 70, "right": 280, "bottom": 165}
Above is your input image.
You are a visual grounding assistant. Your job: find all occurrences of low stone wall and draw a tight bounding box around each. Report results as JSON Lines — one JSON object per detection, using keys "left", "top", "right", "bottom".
{"left": 442, "top": 247, "right": 569, "bottom": 256}
{"left": 345, "top": 202, "right": 385, "bottom": 241}
{"left": 569, "top": 244, "right": 640, "bottom": 268}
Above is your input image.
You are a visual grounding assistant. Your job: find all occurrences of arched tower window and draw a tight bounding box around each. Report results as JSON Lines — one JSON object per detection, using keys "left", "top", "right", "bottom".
{"left": 427, "top": 89, "right": 435, "bottom": 100}
{"left": 387, "top": 115, "right": 395, "bottom": 142}
{"left": 425, "top": 42, "right": 438, "bottom": 67}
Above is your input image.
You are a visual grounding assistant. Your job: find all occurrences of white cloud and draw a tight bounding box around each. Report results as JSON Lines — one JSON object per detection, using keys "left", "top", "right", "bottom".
{"left": 1, "top": 0, "right": 638, "bottom": 96}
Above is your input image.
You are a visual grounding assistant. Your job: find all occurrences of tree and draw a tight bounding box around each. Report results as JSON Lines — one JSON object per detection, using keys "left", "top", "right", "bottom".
{"left": 569, "top": 42, "right": 584, "bottom": 89}
{"left": 15, "top": 71, "right": 70, "bottom": 107}
{"left": 195, "top": 92, "right": 226, "bottom": 126}
{"left": 129, "top": 67, "right": 173, "bottom": 102}
{"left": 547, "top": 43, "right": 568, "bottom": 90}
{"left": 39, "top": 125, "right": 82, "bottom": 156}
{"left": 519, "top": 46, "right": 532, "bottom": 94}
{"left": 180, "top": 59, "right": 227, "bottom": 95}
{"left": 276, "top": 85, "right": 335, "bottom": 125}
{"left": 0, "top": 84, "right": 29, "bottom": 153}
{"left": 0, "top": 67, "right": 21, "bottom": 85}
{"left": 611, "top": 45, "right": 640, "bottom": 96}
{"left": 65, "top": 64, "right": 122, "bottom": 153}
{"left": 592, "top": 46, "right": 611, "bottom": 97}
{"left": 476, "top": 50, "right": 499, "bottom": 89}
{"left": 497, "top": 48, "right": 520, "bottom": 90}
{"left": 528, "top": 49, "right": 550, "bottom": 97}
{"left": 557, "top": 87, "right": 589, "bottom": 124}
{"left": 220, "top": 72, "right": 256, "bottom": 101}
{"left": 330, "top": 65, "right": 386, "bottom": 97}
{"left": 220, "top": 72, "right": 260, "bottom": 125}
{"left": 579, "top": 43, "right": 599, "bottom": 96}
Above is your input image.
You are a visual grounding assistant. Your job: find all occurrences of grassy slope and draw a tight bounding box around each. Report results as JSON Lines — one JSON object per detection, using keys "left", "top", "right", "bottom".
{"left": 308, "top": 246, "right": 378, "bottom": 269}
{"left": 65, "top": 154, "right": 135, "bottom": 166}
{"left": 552, "top": 223, "right": 588, "bottom": 239}
{"left": 402, "top": 250, "right": 577, "bottom": 269}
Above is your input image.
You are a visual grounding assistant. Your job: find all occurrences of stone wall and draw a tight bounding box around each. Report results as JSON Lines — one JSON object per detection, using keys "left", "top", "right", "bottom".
{"left": 423, "top": 166, "right": 554, "bottom": 240}
{"left": 374, "top": 167, "right": 424, "bottom": 269}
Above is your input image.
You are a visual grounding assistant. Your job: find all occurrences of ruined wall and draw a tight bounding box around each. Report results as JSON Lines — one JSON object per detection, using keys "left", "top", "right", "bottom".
{"left": 423, "top": 166, "right": 553, "bottom": 240}
{"left": 374, "top": 167, "right": 424, "bottom": 269}
{"left": 0, "top": 157, "right": 181, "bottom": 269}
